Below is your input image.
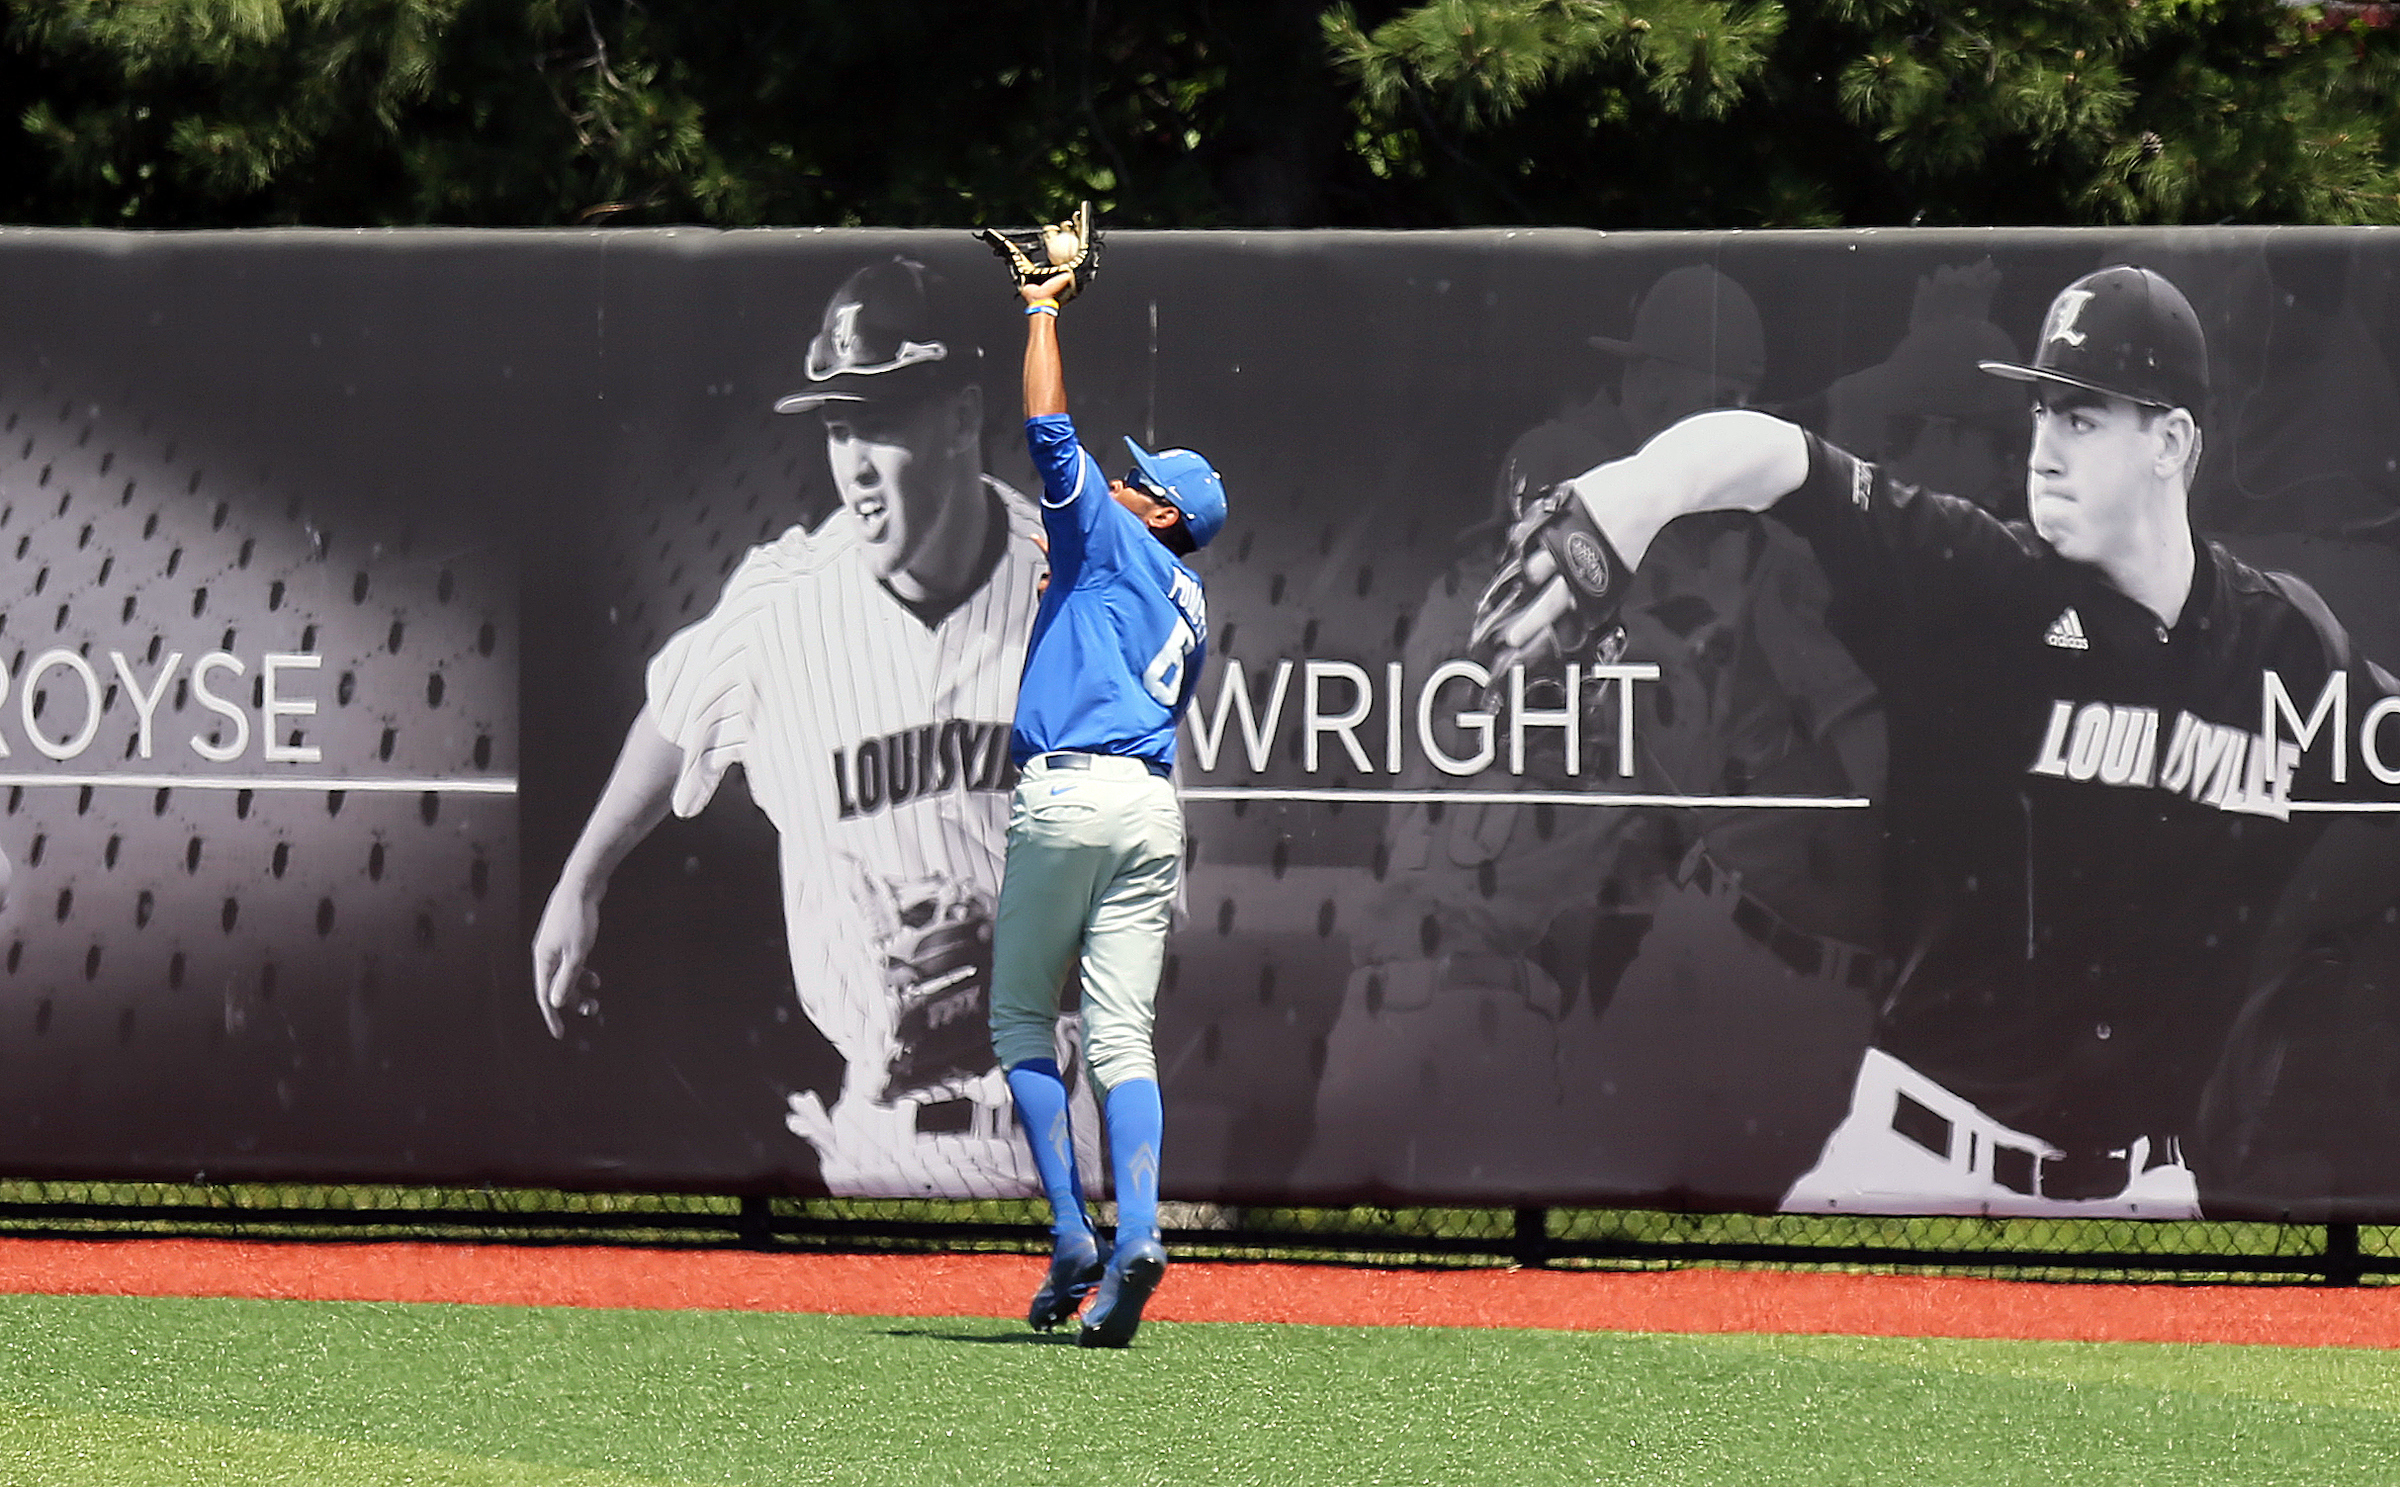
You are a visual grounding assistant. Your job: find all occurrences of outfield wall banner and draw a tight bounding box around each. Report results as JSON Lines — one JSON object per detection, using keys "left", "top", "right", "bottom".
{"left": 2, "top": 226, "right": 2398, "bottom": 1222}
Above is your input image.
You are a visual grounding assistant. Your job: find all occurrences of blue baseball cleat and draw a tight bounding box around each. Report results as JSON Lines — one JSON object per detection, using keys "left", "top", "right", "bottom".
{"left": 1076, "top": 1236, "right": 1168, "bottom": 1349}
{"left": 1027, "top": 1231, "right": 1105, "bottom": 1331}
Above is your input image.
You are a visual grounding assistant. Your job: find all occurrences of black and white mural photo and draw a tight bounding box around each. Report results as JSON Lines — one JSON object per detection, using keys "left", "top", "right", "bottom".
{"left": 2, "top": 226, "right": 2396, "bottom": 1221}
{"left": 530, "top": 249, "right": 1103, "bottom": 1200}
{"left": 0, "top": 232, "right": 523, "bottom": 1181}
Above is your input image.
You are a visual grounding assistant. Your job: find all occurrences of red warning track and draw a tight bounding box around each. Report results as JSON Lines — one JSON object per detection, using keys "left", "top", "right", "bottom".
{"left": 2, "top": 1237, "right": 2395, "bottom": 1348}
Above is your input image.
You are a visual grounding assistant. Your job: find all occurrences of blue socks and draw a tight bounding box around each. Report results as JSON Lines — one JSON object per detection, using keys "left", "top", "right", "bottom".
{"left": 1105, "top": 1078, "right": 1164, "bottom": 1249}
{"left": 1005, "top": 1060, "right": 1092, "bottom": 1242}
{"left": 1007, "top": 1062, "right": 1165, "bottom": 1252}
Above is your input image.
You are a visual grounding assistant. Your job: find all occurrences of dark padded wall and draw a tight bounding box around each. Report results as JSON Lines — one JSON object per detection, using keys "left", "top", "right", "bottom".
{"left": 3, "top": 226, "right": 2396, "bottom": 1221}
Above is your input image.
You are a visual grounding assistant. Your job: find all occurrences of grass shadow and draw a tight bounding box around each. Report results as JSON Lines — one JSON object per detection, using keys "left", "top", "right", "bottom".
{"left": 880, "top": 1326, "right": 1077, "bottom": 1347}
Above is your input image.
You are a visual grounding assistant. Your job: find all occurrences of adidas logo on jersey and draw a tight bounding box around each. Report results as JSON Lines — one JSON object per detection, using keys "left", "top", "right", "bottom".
{"left": 2043, "top": 607, "right": 2089, "bottom": 651}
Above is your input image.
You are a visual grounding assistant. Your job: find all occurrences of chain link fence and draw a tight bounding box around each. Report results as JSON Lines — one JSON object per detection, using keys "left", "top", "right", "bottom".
{"left": 1, "top": 1181, "right": 2393, "bottom": 1285}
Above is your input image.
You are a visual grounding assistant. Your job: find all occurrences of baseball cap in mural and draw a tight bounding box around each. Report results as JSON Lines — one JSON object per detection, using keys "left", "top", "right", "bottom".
{"left": 1123, "top": 437, "right": 1227, "bottom": 549}
{"left": 774, "top": 257, "right": 976, "bottom": 414}
{"left": 1980, "top": 265, "right": 2209, "bottom": 415}
{"left": 1587, "top": 264, "right": 1766, "bottom": 387}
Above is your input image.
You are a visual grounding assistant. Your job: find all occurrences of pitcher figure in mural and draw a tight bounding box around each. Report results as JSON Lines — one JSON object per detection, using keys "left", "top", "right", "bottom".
{"left": 1310, "top": 265, "right": 1887, "bottom": 1197}
{"left": 532, "top": 256, "right": 1092, "bottom": 1198}
{"left": 1472, "top": 263, "right": 2400, "bottom": 1217}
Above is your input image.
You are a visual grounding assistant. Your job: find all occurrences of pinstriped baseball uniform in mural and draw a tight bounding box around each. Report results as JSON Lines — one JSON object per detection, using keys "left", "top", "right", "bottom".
{"left": 646, "top": 476, "right": 1053, "bottom": 1195}
{"left": 535, "top": 257, "right": 1093, "bottom": 1198}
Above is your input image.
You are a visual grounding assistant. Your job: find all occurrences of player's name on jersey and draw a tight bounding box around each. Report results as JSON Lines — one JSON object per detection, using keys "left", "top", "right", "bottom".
{"left": 831, "top": 718, "right": 1017, "bottom": 820}
{"left": 2027, "top": 672, "right": 2400, "bottom": 822}
{"left": 1185, "top": 657, "right": 1663, "bottom": 780}
{"left": 0, "top": 646, "right": 326, "bottom": 766}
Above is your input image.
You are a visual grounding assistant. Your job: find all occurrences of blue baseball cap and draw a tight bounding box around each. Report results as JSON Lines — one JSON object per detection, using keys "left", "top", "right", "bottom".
{"left": 1123, "top": 437, "right": 1227, "bottom": 549}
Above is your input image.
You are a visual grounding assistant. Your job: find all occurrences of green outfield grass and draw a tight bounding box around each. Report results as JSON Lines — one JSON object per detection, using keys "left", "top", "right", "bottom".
{"left": 3, "top": 1293, "right": 2399, "bottom": 1485}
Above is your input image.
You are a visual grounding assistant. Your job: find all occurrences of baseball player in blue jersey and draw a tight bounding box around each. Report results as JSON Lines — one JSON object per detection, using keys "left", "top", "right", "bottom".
{"left": 987, "top": 268, "right": 1224, "bottom": 1347}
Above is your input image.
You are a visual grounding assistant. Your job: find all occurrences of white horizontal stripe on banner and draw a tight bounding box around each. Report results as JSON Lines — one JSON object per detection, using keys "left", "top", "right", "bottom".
{"left": 1186, "top": 790, "right": 2400, "bottom": 813}
{"left": 1182, "top": 788, "right": 1867, "bottom": 809}
{"left": 0, "top": 774, "right": 518, "bottom": 795}
{"left": 2288, "top": 800, "right": 2400, "bottom": 813}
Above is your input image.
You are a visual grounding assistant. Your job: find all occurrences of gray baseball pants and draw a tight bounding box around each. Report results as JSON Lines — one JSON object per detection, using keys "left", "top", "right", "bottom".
{"left": 989, "top": 752, "right": 1182, "bottom": 1093}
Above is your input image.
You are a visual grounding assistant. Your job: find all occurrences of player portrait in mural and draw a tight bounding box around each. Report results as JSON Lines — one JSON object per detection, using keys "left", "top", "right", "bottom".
{"left": 1302, "top": 263, "right": 1890, "bottom": 1199}
{"left": 1355, "top": 252, "right": 2400, "bottom": 1219}
{"left": 530, "top": 255, "right": 1092, "bottom": 1199}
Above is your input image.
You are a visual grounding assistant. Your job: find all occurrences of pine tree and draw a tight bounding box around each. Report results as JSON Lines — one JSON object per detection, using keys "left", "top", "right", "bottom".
{"left": 1, "top": 0, "right": 2396, "bottom": 228}
{"left": 0, "top": 1, "right": 1308, "bottom": 227}
{"left": 1324, "top": 0, "right": 2400, "bottom": 225}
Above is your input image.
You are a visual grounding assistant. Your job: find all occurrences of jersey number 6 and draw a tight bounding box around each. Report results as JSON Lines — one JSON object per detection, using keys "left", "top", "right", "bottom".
{"left": 1141, "top": 619, "right": 1198, "bottom": 708}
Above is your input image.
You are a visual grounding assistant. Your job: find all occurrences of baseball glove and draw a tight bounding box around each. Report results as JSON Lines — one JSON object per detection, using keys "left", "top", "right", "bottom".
{"left": 877, "top": 878, "right": 1001, "bottom": 1103}
{"left": 976, "top": 202, "right": 1101, "bottom": 303}
{"left": 1469, "top": 482, "right": 1633, "bottom": 683}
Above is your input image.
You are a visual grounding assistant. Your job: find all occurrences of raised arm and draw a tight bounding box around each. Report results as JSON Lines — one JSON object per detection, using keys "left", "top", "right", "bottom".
{"left": 1020, "top": 271, "right": 1074, "bottom": 419}
{"left": 531, "top": 704, "right": 681, "bottom": 1037}
{"left": 1471, "top": 409, "right": 1811, "bottom": 678}
{"left": 1568, "top": 409, "right": 1810, "bottom": 568}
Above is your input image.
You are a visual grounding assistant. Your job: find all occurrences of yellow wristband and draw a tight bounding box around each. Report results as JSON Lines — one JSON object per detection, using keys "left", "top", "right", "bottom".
{"left": 1026, "top": 300, "right": 1059, "bottom": 316}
